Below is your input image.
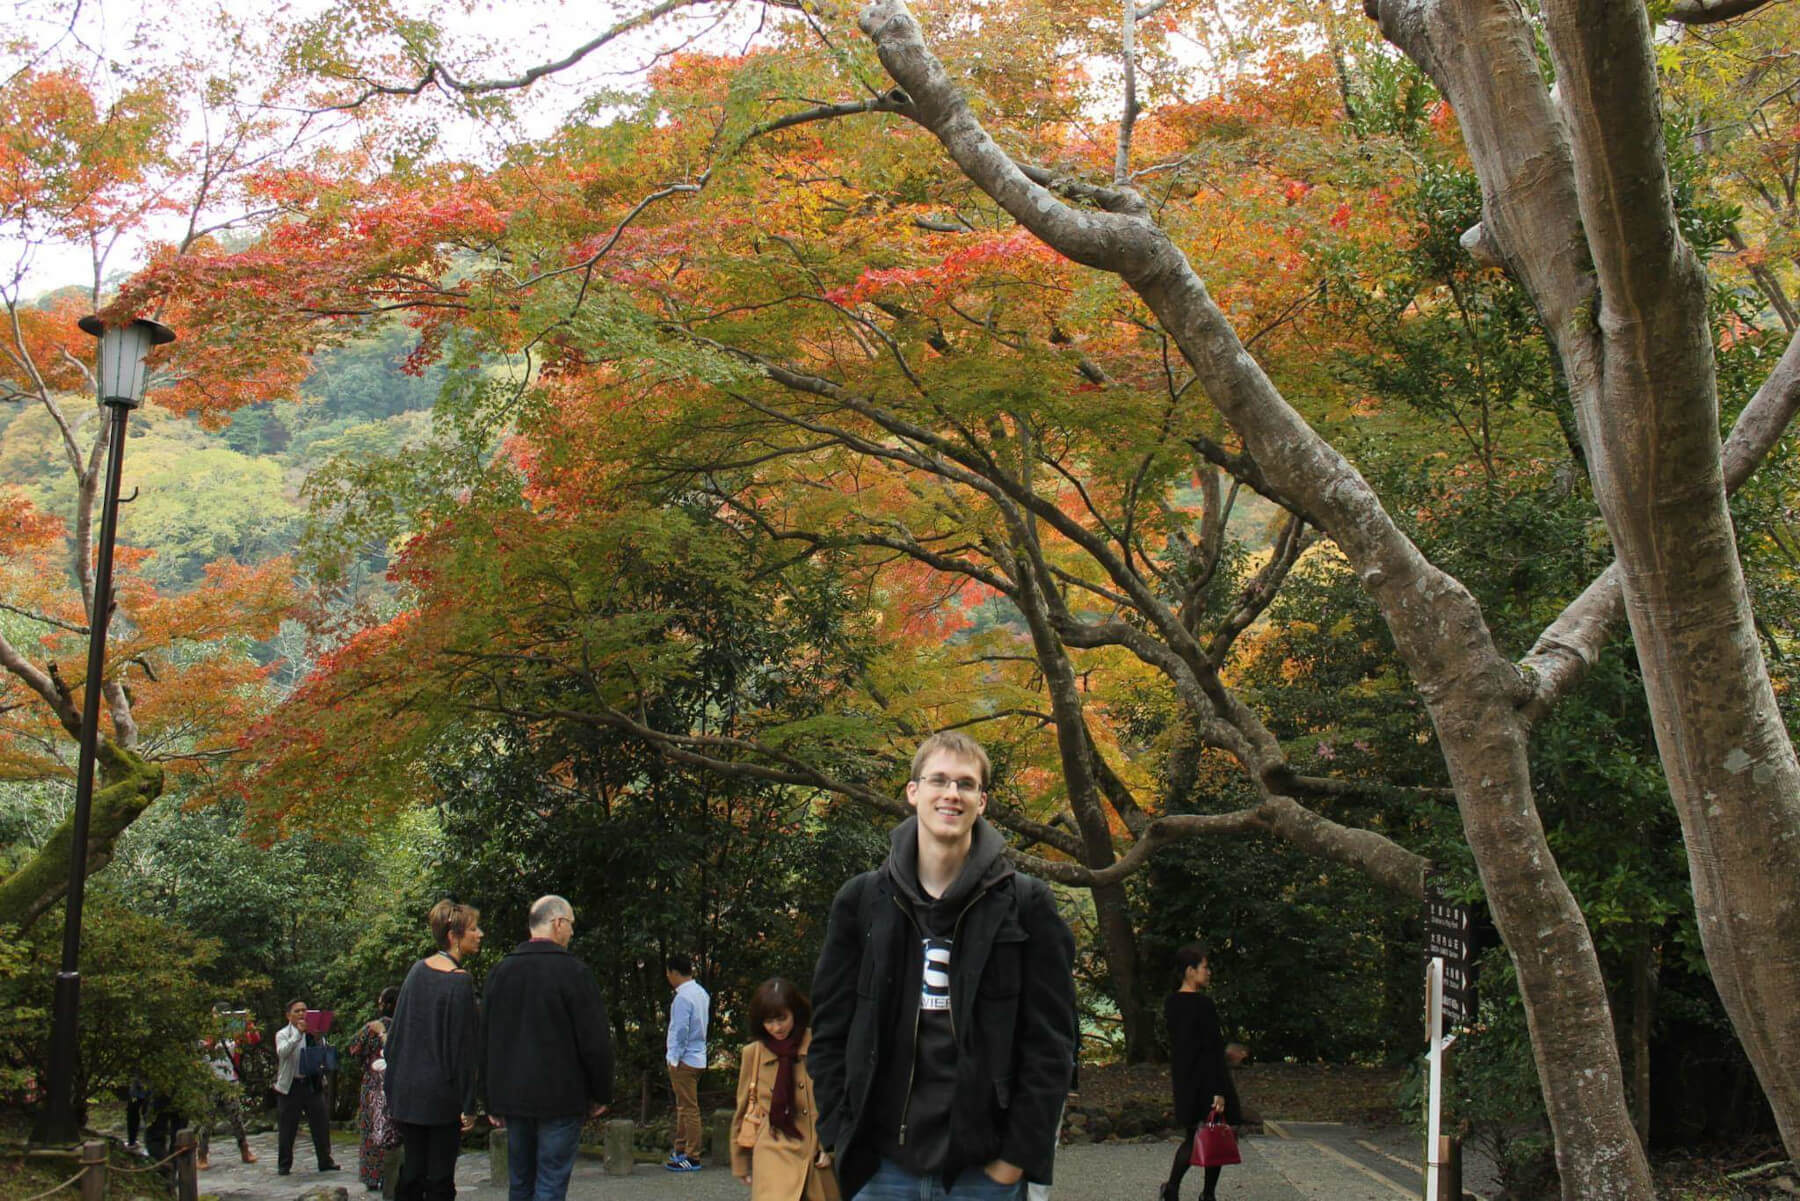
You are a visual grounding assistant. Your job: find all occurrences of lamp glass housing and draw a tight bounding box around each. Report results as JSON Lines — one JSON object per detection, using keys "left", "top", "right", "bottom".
{"left": 78, "top": 316, "right": 176, "bottom": 409}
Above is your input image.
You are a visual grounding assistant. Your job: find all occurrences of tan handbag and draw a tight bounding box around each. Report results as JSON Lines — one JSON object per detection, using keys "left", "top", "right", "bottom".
{"left": 736, "top": 1047, "right": 766, "bottom": 1148}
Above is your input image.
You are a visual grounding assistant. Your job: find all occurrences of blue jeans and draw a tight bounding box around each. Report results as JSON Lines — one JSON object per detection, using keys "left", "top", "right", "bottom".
{"left": 505, "top": 1114, "right": 583, "bottom": 1201}
{"left": 853, "top": 1158, "right": 1027, "bottom": 1200}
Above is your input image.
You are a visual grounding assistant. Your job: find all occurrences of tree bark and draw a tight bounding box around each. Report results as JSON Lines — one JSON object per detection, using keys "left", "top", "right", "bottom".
{"left": 1579, "top": 287, "right": 1800, "bottom": 1156}
{"left": 0, "top": 742, "right": 164, "bottom": 930}
{"left": 854, "top": 3, "right": 1654, "bottom": 1193}
{"left": 1371, "top": 0, "right": 1800, "bottom": 1155}
{"left": 1090, "top": 880, "right": 1154, "bottom": 1061}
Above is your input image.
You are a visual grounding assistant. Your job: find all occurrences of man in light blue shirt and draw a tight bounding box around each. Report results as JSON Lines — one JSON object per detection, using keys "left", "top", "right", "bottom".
{"left": 663, "top": 953, "right": 709, "bottom": 1172}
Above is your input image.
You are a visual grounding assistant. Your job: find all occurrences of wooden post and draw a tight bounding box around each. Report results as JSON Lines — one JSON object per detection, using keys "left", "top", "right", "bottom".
{"left": 174, "top": 1130, "right": 198, "bottom": 1201}
{"left": 488, "top": 1127, "right": 508, "bottom": 1186}
{"left": 78, "top": 1140, "right": 106, "bottom": 1201}
{"left": 1437, "top": 1135, "right": 1462, "bottom": 1201}
{"left": 604, "top": 1120, "right": 635, "bottom": 1176}
{"left": 709, "top": 1109, "right": 734, "bottom": 1163}
{"left": 381, "top": 1144, "right": 404, "bottom": 1201}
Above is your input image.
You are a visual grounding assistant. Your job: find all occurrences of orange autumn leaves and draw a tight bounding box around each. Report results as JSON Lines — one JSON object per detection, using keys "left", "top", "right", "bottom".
{"left": 2, "top": 64, "right": 308, "bottom": 787}
{"left": 220, "top": 26, "right": 1445, "bottom": 836}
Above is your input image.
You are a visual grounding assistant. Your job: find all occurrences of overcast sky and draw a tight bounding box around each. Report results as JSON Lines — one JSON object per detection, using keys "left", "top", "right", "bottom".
{"left": 3, "top": 0, "right": 768, "bottom": 297}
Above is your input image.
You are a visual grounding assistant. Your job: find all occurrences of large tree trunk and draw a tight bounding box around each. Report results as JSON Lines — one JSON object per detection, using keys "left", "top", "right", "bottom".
{"left": 854, "top": 4, "right": 1656, "bottom": 1193}
{"left": 1504, "top": 0, "right": 1800, "bottom": 1153}
{"left": 1089, "top": 880, "right": 1155, "bottom": 1061}
{"left": 1420, "top": 677, "right": 1649, "bottom": 1196}
{"left": 1369, "top": 0, "right": 1800, "bottom": 1162}
{"left": 0, "top": 742, "right": 163, "bottom": 930}
{"left": 1579, "top": 296, "right": 1800, "bottom": 1154}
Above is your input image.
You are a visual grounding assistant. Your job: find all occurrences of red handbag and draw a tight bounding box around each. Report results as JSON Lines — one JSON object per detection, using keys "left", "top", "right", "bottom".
{"left": 1190, "top": 1109, "right": 1241, "bottom": 1167}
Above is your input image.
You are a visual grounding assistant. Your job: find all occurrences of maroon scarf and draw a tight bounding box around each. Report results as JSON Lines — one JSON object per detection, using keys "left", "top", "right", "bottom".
{"left": 760, "top": 1031, "right": 804, "bottom": 1139}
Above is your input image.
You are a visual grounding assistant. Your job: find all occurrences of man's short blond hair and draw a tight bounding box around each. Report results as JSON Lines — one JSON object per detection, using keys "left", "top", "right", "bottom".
{"left": 910, "top": 731, "right": 992, "bottom": 790}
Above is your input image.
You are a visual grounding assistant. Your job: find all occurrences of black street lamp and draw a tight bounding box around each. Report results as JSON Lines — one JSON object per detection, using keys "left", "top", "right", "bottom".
{"left": 31, "top": 315, "right": 176, "bottom": 1147}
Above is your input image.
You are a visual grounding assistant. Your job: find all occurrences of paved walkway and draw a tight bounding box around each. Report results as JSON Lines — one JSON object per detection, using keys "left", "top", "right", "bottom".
{"left": 179, "top": 1123, "right": 1490, "bottom": 1201}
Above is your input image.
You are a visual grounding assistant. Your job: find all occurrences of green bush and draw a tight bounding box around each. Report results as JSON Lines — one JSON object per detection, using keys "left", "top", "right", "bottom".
{"left": 0, "top": 902, "right": 227, "bottom": 1124}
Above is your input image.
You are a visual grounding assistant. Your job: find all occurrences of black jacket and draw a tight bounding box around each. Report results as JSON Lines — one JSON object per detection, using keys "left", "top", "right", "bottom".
{"left": 384, "top": 958, "right": 480, "bottom": 1125}
{"left": 482, "top": 940, "right": 614, "bottom": 1118}
{"left": 810, "top": 818, "right": 1077, "bottom": 1198}
{"left": 1166, "top": 991, "right": 1240, "bottom": 1127}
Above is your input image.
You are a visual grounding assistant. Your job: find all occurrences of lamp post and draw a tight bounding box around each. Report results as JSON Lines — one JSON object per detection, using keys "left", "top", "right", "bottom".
{"left": 31, "top": 316, "right": 176, "bottom": 1147}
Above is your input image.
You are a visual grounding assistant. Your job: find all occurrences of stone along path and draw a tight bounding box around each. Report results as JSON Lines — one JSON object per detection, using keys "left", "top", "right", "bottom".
{"left": 181, "top": 1123, "right": 1477, "bottom": 1201}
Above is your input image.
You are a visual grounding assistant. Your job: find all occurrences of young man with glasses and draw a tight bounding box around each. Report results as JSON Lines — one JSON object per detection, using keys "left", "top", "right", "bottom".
{"left": 482, "top": 895, "right": 613, "bottom": 1201}
{"left": 809, "top": 732, "right": 1078, "bottom": 1201}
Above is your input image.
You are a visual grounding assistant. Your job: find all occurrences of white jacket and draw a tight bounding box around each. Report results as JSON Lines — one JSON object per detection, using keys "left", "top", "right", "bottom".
{"left": 275, "top": 1023, "right": 305, "bottom": 1095}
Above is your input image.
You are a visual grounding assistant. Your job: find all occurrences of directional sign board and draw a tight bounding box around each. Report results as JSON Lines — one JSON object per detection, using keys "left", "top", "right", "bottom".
{"left": 1439, "top": 958, "right": 1477, "bottom": 1026}
{"left": 1424, "top": 894, "right": 1471, "bottom": 961}
{"left": 1424, "top": 880, "right": 1478, "bottom": 1026}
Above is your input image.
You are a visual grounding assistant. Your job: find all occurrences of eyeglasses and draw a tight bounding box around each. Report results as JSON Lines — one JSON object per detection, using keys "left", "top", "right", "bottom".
{"left": 916, "top": 773, "right": 984, "bottom": 797}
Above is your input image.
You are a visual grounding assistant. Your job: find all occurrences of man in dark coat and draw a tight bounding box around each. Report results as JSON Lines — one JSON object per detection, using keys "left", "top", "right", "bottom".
{"left": 810, "top": 732, "right": 1079, "bottom": 1200}
{"left": 483, "top": 895, "right": 613, "bottom": 1201}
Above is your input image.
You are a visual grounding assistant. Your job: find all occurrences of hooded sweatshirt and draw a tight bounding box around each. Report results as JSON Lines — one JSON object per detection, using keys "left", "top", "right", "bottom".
{"left": 868, "top": 815, "right": 1014, "bottom": 1175}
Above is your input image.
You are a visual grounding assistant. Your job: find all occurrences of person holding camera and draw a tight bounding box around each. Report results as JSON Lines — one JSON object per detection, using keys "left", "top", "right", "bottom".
{"left": 275, "top": 998, "right": 341, "bottom": 1176}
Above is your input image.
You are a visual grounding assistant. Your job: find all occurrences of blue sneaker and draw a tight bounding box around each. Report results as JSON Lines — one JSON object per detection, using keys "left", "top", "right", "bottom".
{"left": 675, "top": 1155, "right": 703, "bottom": 1172}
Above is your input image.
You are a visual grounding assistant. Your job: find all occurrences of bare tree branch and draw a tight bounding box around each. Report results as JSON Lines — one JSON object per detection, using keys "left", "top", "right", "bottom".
{"left": 1666, "top": 0, "right": 1778, "bottom": 24}
{"left": 1021, "top": 792, "right": 1427, "bottom": 894}
{"left": 313, "top": 0, "right": 715, "bottom": 111}
{"left": 0, "top": 632, "right": 81, "bottom": 737}
{"left": 1115, "top": 0, "right": 1141, "bottom": 185}
{"left": 0, "top": 602, "right": 88, "bottom": 636}
{"left": 1522, "top": 320, "right": 1800, "bottom": 716}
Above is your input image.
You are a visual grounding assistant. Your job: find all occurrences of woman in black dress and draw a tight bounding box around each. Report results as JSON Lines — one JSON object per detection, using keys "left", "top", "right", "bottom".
{"left": 1162, "top": 942, "right": 1240, "bottom": 1201}
{"left": 385, "top": 900, "right": 484, "bottom": 1201}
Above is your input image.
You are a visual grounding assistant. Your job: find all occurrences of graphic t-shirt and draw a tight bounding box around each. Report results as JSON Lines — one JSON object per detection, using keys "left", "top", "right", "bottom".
{"left": 874, "top": 929, "right": 960, "bottom": 1173}
{"left": 921, "top": 938, "right": 953, "bottom": 1012}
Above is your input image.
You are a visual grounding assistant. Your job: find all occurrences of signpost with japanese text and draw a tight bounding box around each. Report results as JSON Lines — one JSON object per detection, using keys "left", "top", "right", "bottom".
{"left": 1425, "top": 887, "right": 1478, "bottom": 1027}
{"left": 1423, "top": 879, "right": 1478, "bottom": 1201}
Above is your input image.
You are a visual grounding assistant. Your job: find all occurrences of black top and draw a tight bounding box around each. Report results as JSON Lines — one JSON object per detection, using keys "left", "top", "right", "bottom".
{"left": 809, "top": 816, "right": 1079, "bottom": 1201}
{"left": 384, "top": 957, "right": 480, "bottom": 1125}
{"left": 1166, "top": 991, "right": 1240, "bottom": 1127}
{"left": 482, "top": 940, "right": 614, "bottom": 1118}
{"left": 869, "top": 817, "right": 1013, "bottom": 1175}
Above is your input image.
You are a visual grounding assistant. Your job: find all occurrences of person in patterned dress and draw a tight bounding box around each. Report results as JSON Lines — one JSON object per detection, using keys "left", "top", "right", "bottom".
{"left": 349, "top": 987, "right": 401, "bottom": 1191}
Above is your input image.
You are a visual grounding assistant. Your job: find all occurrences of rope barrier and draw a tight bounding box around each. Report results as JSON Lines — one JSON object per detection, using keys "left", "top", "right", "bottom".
{"left": 110, "top": 1145, "right": 189, "bottom": 1174}
{"left": 13, "top": 1167, "right": 85, "bottom": 1201}
{"left": 10, "top": 1141, "right": 195, "bottom": 1199}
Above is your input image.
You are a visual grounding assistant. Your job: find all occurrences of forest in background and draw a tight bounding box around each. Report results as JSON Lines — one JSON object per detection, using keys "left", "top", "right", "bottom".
{"left": 6, "top": 0, "right": 1800, "bottom": 1194}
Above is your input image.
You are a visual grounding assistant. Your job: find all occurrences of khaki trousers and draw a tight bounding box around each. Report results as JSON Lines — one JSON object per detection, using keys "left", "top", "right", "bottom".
{"left": 668, "top": 1063, "right": 703, "bottom": 1156}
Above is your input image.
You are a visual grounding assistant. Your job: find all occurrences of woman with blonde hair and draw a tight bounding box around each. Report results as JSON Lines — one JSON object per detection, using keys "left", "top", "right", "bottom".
{"left": 730, "top": 978, "right": 838, "bottom": 1201}
{"left": 385, "top": 900, "right": 484, "bottom": 1201}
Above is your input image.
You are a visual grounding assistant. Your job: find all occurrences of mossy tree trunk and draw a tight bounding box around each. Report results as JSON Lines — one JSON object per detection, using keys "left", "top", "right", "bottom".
{"left": 0, "top": 741, "right": 163, "bottom": 930}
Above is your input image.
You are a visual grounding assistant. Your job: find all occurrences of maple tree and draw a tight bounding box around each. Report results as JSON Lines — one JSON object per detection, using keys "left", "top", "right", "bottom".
{"left": 0, "top": 37, "right": 340, "bottom": 926}
{"left": 222, "top": 41, "right": 1443, "bottom": 1059}
{"left": 143, "top": 0, "right": 1800, "bottom": 1187}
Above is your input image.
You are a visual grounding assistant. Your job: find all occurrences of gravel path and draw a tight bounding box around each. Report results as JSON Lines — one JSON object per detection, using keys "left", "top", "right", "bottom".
{"left": 165, "top": 1125, "right": 1457, "bottom": 1201}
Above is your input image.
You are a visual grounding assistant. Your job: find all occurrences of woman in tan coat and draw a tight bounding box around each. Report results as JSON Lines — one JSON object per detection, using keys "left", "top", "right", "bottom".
{"left": 730, "top": 978, "right": 840, "bottom": 1201}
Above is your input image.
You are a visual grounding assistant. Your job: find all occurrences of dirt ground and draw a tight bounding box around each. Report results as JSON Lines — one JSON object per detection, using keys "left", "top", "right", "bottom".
{"left": 1070, "top": 1061, "right": 1407, "bottom": 1132}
